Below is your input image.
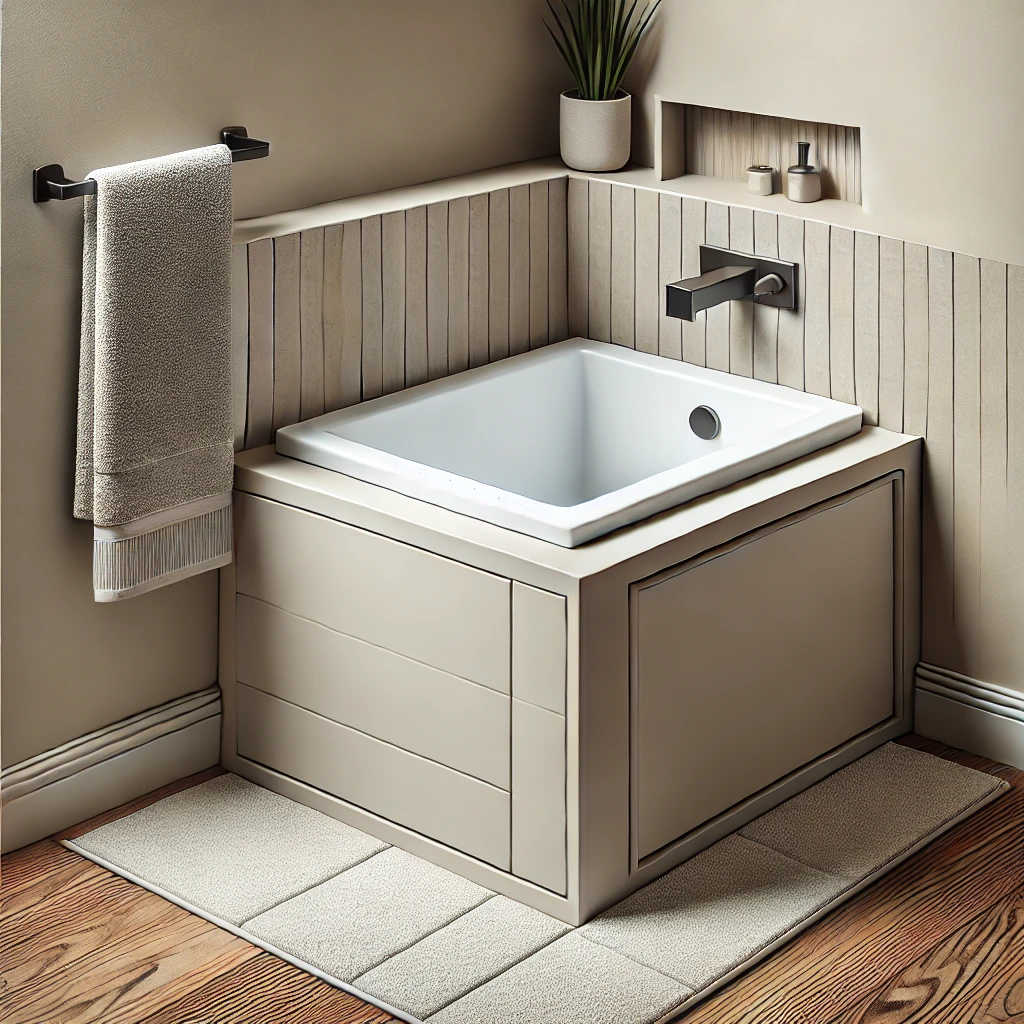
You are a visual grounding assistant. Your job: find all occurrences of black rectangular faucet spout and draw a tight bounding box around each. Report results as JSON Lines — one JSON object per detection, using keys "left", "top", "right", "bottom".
{"left": 665, "top": 265, "right": 756, "bottom": 322}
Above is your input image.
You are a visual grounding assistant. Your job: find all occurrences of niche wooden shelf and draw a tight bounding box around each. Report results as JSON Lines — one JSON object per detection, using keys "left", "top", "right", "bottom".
{"left": 655, "top": 99, "right": 862, "bottom": 204}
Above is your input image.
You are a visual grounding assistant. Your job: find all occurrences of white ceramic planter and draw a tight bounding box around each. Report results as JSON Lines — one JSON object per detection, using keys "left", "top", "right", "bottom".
{"left": 559, "top": 90, "right": 631, "bottom": 173}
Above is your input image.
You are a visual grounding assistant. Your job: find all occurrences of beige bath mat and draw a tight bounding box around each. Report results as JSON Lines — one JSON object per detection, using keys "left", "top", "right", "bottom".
{"left": 65, "top": 742, "right": 1006, "bottom": 1024}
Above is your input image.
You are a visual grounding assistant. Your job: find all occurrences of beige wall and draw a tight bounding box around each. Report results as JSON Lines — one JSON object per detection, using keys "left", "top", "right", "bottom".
{"left": 629, "top": 0, "right": 1024, "bottom": 267}
{"left": 0, "top": 0, "right": 563, "bottom": 767}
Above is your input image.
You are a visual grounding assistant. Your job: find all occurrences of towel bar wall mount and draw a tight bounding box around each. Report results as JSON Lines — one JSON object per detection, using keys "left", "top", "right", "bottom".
{"left": 32, "top": 126, "right": 269, "bottom": 203}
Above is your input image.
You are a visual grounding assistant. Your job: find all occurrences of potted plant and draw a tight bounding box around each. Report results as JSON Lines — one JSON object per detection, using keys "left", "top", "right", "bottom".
{"left": 545, "top": 0, "right": 662, "bottom": 173}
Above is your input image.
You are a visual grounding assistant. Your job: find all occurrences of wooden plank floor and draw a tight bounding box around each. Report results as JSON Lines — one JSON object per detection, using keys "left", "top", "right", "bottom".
{"left": 2, "top": 736, "right": 1022, "bottom": 1023}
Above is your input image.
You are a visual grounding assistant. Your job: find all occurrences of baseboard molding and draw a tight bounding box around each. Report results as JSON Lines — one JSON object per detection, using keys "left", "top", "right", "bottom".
{"left": 1, "top": 687, "right": 221, "bottom": 853}
{"left": 915, "top": 663, "right": 1024, "bottom": 771}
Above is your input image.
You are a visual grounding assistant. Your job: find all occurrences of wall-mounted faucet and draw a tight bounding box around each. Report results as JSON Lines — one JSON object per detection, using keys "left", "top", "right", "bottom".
{"left": 666, "top": 245, "right": 798, "bottom": 322}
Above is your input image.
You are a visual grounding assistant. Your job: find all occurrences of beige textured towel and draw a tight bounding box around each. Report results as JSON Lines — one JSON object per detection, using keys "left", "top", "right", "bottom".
{"left": 74, "top": 145, "right": 234, "bottom": 601}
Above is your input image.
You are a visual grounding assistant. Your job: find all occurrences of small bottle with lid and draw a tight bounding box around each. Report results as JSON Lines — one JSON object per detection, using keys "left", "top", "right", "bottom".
{"left": 787, "top": 141, "right": 821, "bottom": 203}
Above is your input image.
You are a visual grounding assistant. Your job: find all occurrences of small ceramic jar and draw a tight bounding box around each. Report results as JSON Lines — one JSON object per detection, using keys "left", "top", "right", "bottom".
{"left": 747, "top": 165, "right": 774, "bottom": 196}
{"left": 787, "top": 142, "right": 822, "bottom": 203}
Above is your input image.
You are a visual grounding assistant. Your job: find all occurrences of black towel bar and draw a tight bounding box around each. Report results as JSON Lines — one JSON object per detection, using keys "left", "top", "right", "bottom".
{"left": 32, "top": 126, "right": 269, "bottom": 203}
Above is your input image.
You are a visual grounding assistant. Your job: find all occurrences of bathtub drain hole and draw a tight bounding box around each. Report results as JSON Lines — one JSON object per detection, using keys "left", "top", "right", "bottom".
{"left": 689, "top": 405, "right": 721, "bottom": 440}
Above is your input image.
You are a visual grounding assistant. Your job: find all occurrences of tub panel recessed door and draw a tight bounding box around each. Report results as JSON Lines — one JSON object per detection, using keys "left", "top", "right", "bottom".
{"left": 632, "top": 479, "right": 896, "bottom": 863}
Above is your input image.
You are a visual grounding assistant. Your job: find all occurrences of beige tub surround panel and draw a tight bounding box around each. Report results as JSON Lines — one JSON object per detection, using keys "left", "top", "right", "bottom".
{"left": 512, "top": 583, "right": 567, "bottom": 716}
{"left": 235, "top": 493, "right": 511, "bottom": 693}
{"left": 512, "top": 699, "right": 568, "bottom": 896}
{"left": 237, "top": 684, "right": 511, "bottom": 871}
{"left": 235, "top": 595, "right": 511, "bottom": 789}
{"left": 632, "top": 480, "right": 896, "bottom": 863}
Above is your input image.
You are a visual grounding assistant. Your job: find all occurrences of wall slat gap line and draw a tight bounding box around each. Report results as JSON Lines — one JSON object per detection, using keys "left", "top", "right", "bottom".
{"left": 567, "top": 178, "right": 589, "bottom": 338}
{"left": 547, "top": 178, "right": 569, "bottom": 343}
{"left": 728, "top": 207, "right": 754, "bottom": 377}
{"left": 321, "top": 224, "right": 345, "bottom": 411}
{"left": 529, "top": 181, "right": 550, "bottom": 349}
{"left": 775, "top": 216, "right": 804, "bottom": 391}
{"left": 611, "top": 184, "right": 636, "bottom": 348}
{"left": 338, "top": 220, "right": 364, "bottom": 407}
{"left": 829, "top": 226, "right": 855, "bottom": 404}
{"left": 903, "top": 242, "right": 930, "bottom": 436}
{"left": 360, "top": 215, "right": 384, "bottom": 400}
{"left": 488, "top": 189, "right": 511, "bottom": 361}
{"left": 426, "top": 202, "right": 450, "bottom": 381}
{"left": 588, "top": 180, "right": 612, "bottom": 343}
{"left": 509, "top": 184, "right": 531, "bottom": 356}
{"left": 752, "top": 211, "right": 779, "bottom": 383}
{"left": 245, "top": 238, "right": 274, "bottom": 448}
{"left": 923, "top": 247, "right": 956, "bottom": 669}
{"left": 1007, "top": 265, "right": 1024, "bottom": 683}
{"left": 299, "top": 227, "right": 326, "bottom": 420}
{"left": 381, "top": 211, "right": 407, "bottom": 394}
{"left": 704, "top": 202, "right": 730, "bottom": 370}
{"left": 680, "top": 198, "right": 706, "bottom": 366}
{"left": 952, "top": 252, "right": 982, "bottom": 671}
{"left": 634, "top": 188, "right": 660, "bottom": 355}
{"left": 468, "top": 194, "right": 491, "bottom": 367}
{"left": 657, "top": 193, "right": 682, "bottom": 361}
{"left": 448, "top": 197, "right": 471, "bottom": 374}
{"left": 853, "top": 231, "right": 880, "bottom": 424}
{"left": 878, "top": 236, "right": 905, "bottom": 431}
{"left": 803, "top": 220, "right": 830, "bottom": 397}
{"left": 231, "top": 244, "right": 250, "bottom": 451}
{"left": 405, "top": 206, "right": 429, "bottom": 388}
{"left": 682, "top": 105, "right": 862, "bottom": 204}
{"left": 979, "top": 260, "right": 1009, "bottom": 683}
{"left": 272, "top": 233, "right": 301, "bottom": 432}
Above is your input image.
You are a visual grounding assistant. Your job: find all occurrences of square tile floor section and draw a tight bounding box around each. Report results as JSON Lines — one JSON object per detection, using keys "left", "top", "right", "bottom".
{"left": 67, "top": 743, "right": 1007, "bottom": 1023}
{"left": 71, "top": 774, "right": 387, "bottom": 924}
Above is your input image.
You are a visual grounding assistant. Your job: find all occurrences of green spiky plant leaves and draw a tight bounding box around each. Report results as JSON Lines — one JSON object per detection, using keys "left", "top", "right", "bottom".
{"left": 545, "top": 0, "right": 662, "bottom": 102}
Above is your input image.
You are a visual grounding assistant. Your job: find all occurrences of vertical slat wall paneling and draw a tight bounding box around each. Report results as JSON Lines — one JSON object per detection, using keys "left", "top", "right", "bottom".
{"left": 979, "top": 260, "right": 1009, "bottom": 682}
{"left": 802, "top": 220, "right": 831, "bottom": 397}
{"left": 548, "top": 177, "right": 569, "bottom": 343}
{"left": 468, "top": 194, "right": 490, "bottom": 367}
{"left": 404, "top": 207, "right": 429, "bottom": 388}
{"left": 853, "top": 231, "right": 880, "bottom": 424}
{"left": 681, "top": 198, "right": 706, "bottom": 366}
{"left": 360, "top": 216, "right": 384, "bottom": 400}
{"left": 903, "top": 242, "right": 930, "bottom": 436}
{"left": 704, "top": 202, "right": 730, "bottom": 370}
{"left": 776, "top": 215, "right": 805, "bottom": 390}
{"left": 426, "top": 202, "right": 450, "bottom": 380}
{"left": 952, "top": 252, "right": 982, "bottom": 670}
{"left": 588, "top": 181, "right": 612, "bottom": 343}
{"left": 634, "top": 188, "right": 660, "bottom": 355}
{"left": 657, "top": 194, "right": 682, "bottom": 360}
{"left": 752, "top": 211, "right": 779, "bottom": 383}
{"left": 567, "top": 178, "right": 589, "bottom": 338}
{"left": 828, "top": 226, "right": 855, "bottom": 404}
{"left": 488, "top": 190, "right": 510, "bottom": 361}
{"left": 339, "top": 221, "right": 364, "bottom": 406}
{"left": 877, "top": 236, "right": 905, "bottom": 431}
{"left": 610, "top": 184, "right": 636, "bottom": 348}
{"left": 447, "top": 198, "right": 471, "bottom": 374}
{"left": 230, "top": 244, "right": 249, "bottom": 450}
{"left": 508, "top": 185, "right": 531, "bottom": 356}
{"left": 924, "top": 247, "right": 955, "bottom": 668}
{"left": 245, "top": 238, "right": 274, "bottom": 448}
{"left": 322, "top": 224, "right": 346, "bottom": 411}
{"left": 1007, "top": 265, "right": 1024, "bottom": 679}
{"left": 728, "top": 206, "right": 754, "bottom": 376}
{"left": 299, "top": 228, "right": 325, "bottom": 420}
{"left": 272, "top": 233, "right": 301, "bottom": 432}
{"left": 529, "top": 182, "right": 549, "bottom": 349}
{"left": 381, "top": 211, "right": 407, "bottom": 394}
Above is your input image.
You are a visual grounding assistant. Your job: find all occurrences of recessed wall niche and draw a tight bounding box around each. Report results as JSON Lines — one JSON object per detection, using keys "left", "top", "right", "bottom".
{"left": 655, "top": 100, "right": 862, "bottom": 204}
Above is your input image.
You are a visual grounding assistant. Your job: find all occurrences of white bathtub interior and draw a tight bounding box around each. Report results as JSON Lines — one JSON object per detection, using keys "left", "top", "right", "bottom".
{"left": 276, "top": 339, "right": 863, "bottom": 545}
